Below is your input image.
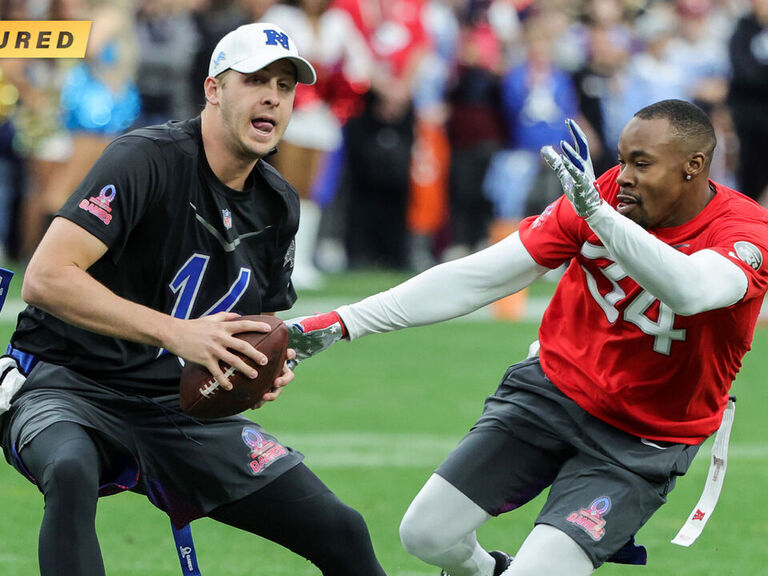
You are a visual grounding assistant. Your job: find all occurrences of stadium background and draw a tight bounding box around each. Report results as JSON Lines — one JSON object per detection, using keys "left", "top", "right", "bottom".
{"left": 1, "top": 0, "right": 768, "bottom": 574}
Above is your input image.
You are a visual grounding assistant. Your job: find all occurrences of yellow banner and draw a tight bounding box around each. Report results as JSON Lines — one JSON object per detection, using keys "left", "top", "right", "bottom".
{"left": 0, "top": 21, "right": 91, "bottom": 58}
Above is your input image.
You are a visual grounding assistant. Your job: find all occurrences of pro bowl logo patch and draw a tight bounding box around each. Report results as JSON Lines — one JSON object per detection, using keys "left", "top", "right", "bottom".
{"left": 567, "top": 496, "right": 611, "bottom": 541}
{"left": 241, "top": 426, "right": 287, "bottom": 475}
{"left": 78, "top": 184, "right": 117, "bottom": 225}
{"left": 730, "top": 241, "right": 763, "bottom": 271}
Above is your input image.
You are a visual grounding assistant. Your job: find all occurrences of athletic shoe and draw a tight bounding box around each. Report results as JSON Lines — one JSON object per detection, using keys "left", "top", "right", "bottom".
{"left": 439, "top": 550, "right": 512, "bottom": 576}
{"left": 490, "top": 550, "right": 512, "bottom": 575}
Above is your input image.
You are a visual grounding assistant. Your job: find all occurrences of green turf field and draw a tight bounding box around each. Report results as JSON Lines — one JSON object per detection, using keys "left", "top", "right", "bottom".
{"left": 1, "top": 266, "right": 767, "bottom": 575}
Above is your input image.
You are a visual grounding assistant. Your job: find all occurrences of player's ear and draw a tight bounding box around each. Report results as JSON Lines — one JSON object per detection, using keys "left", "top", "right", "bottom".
{"left": 204, "top": 75, "right": 223, "bottom": 105}
{"left": 684, "top": 152, "right": 706, "bottom": 181}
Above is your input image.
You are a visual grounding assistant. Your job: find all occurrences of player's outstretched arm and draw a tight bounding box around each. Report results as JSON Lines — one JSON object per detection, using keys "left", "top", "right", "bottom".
{"left": 285, "top": 232, "right": 550, "bottom": 367}
{"left": 541, "top": 119, "right": 748, "bottom": 315}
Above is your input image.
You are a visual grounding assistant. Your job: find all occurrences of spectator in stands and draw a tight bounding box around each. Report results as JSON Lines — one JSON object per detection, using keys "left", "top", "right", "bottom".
{"left": 570, "top": 22, "right": 630, "bottom": 177}
{"left": 261, "top": 0, "right": 373, "bottom": 288}
{"left": 491, "top": 14, "right": 578, "bottom": 223}
{"left": 134, "top": 0, "right": 200, "bottom": 127}
{"left": 41, "top": 0, "right": 141, "bottom": 224}
{"left": 442, "top": 0, "right": 508, "bottom": 263}
{"left": 332, "top": 0, "right": 429, "bottom": 270}
{"left": 727, "top": 0, "right": 768, "bottom": 203}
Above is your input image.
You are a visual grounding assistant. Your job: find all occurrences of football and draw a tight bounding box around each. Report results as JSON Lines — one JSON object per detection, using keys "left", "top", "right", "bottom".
{"left": 179, "top": 315, "right": 289, "bottom": 418}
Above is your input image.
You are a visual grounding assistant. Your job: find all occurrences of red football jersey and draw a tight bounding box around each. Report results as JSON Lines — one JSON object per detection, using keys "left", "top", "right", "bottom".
{"left": 519, "top": 166, "right": 768, "bottom": 443}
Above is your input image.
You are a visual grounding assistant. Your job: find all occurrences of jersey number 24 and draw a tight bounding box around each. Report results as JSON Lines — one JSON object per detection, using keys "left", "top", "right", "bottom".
{"left": 581, "top": 242, "right": 686, "bottom": 355}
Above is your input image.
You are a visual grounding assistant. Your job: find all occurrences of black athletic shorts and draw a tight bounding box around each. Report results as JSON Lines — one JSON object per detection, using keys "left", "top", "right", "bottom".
{"left": 436, "top": 357, "right": 701, "bottom": 568}
{"left": 1, "top": 361, "right": 304, "bottom": 527}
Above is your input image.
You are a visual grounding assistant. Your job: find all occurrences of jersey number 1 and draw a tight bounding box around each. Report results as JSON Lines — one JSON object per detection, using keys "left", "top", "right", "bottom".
{"left": 158, "top": 253, "right": 252, "bottom": 357}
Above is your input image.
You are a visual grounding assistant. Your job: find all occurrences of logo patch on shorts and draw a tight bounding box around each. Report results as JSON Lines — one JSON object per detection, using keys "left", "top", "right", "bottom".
{"left": 730, "top": 241, "right": 763, "bottom": 270}
{"left": 241, "top": 426, "right": 287, "bottom": 475}
{"left": 567, "top": 496, "right": 611, "bottom": 541}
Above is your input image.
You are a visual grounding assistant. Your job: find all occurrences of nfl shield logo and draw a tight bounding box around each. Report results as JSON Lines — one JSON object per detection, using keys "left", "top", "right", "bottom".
{"left": 222, "top": 209, "right": 232, "bottom": 230}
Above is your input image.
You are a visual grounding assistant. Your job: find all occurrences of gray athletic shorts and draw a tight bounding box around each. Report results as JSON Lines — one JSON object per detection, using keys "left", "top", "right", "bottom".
{"left": 436, "top": 358, "right": 701, "bottom": 568}
{"left": 1, "top": 361, "right": 304, "bottom": 527}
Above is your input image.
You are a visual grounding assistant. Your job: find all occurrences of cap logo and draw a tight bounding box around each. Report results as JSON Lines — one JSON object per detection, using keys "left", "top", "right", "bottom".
{"left": 263, "top": 29, "right": 290, "bottom": 50}
{"left": 213, "top": 50, "right": 226, "bottom": 67}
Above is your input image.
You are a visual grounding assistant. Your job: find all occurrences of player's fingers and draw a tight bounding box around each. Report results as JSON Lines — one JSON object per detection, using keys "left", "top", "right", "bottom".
{"left": 272, "top": 363, "right": 295, "bottom": 388}
{"left": 566, "top": 118, "right": 589, "bottom": 156}
{"left": 251, "top": 380, "right": 287, "bottom": 409}
{"left": 225, "top": 336, "right": 269, "bottom": 369}
{"left": 207, "top": 362, "right": 235, "bottom": 391}
{"left": 560, "top": 153, "right": 582, "bottom": 181}
{"left": 228, "top": 318, "right": 273, "bottom": 334}
{"left": 260, "top": 384, "right": 285, "bottom": 404}
{"left": 541, "top": 147, "right": 574, "bottom": 194}
{"left": 561, "top": 141, "right": 584, "bottom": 172}
{"left": 540, "top": 145, "right": 563, "bottom": 171}
{"left": 217, "top": 348, "right": 259, "bottom": 387}
{"left": 206, "top": 311, "right": 239, "bottom": 323}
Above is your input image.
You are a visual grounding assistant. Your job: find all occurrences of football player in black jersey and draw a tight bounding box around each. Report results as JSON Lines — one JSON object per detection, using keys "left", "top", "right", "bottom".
{"left": 0, "top": 23, "right": 386, "bottom": 576}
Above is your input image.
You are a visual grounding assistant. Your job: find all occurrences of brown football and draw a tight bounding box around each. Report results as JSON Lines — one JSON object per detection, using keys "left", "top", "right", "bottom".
{"left": 179, "top": 315, "right": 289, "bottom": 418}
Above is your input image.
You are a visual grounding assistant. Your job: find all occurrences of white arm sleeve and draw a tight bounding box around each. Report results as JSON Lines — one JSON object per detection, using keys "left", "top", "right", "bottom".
{"left": 337, "top": 232, "right": 549, "bottom": 340}
{"left": 585, "top": 202, "right": 748, "bottom": 316}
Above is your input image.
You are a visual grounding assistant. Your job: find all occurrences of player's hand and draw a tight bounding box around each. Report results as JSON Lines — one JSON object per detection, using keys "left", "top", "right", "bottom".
{"left": 251, "top": 349, "right": 296, "bottom": 409}
{"left": 541, "top": 120, "right": 602, "bottom": 218}
{"left": 284, "top": 312, "right": 347, "bottom": 370}
{"left": 560, "top": 119, "right": 595, "bottom": 183}
{"left": 166, "top": 312, "right": 273, "bottom": 391}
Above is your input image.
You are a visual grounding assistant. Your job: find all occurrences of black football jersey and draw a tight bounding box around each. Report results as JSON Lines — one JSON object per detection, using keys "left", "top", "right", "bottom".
{"left": 12, "top": 117, "right": 299, "bottom": 394}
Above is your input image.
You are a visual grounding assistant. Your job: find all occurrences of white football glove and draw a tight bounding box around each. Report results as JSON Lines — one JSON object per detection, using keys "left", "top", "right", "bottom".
{"left": 0, "top": 355, "right": 26, "bottom": 414}
{"left": 541, "top": 119, "right": 602, "bottom": 219}
{"left": 284, "top": 312, "right": 347, "bottom": 370}
{"left": 561, "top": 118, "right": 595, "bottom": 183}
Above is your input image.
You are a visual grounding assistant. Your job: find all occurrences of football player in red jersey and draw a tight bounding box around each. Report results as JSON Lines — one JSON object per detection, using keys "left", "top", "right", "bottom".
{"left": 287, "top": 99, "right": 768, "bottom": 575}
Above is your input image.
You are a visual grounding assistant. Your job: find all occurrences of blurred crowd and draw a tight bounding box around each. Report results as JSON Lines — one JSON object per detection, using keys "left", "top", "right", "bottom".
{"left": 0, "top": 0, "right": 766, "bottom": 289}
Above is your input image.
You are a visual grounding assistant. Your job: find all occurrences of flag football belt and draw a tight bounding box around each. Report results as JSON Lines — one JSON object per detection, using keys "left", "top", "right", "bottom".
{"left": 672, "top": 397, "right": 736, "bottom": 547}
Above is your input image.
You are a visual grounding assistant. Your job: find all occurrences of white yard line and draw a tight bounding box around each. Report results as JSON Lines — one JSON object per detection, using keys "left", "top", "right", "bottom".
{"left": 276, "top": 431, "right": 768, "bottom": 469}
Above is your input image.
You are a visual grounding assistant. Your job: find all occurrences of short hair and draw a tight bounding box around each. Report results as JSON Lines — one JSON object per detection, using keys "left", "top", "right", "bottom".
{"left": 634, "top": 99, "right": 716, "bottom": 159}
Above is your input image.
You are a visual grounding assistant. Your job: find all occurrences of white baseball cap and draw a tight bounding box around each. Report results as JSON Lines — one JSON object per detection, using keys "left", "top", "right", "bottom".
{"left": 208, "top": 23, "right": 316, "bottom": 85}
